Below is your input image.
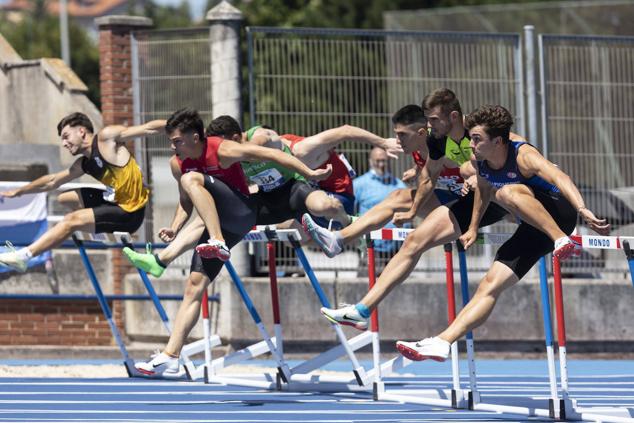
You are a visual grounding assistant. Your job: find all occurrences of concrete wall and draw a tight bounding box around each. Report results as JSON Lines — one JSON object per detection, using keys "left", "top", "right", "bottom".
{"left": 0, "top": 33, "right": 102, "bottom": 172}
{"left": 124, "top": 272, "right": 634, "bottom": 352}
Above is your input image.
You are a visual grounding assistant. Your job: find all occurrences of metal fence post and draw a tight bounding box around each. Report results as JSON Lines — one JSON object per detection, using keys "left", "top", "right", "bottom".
{"left": 206, "top": 1, "right": 248, "bottom": 274}
{"left": 207, "top": 0, "right": 244, "bottom": 123}
{"left": 524, "top": 25, "right": 538, "bottom": 149}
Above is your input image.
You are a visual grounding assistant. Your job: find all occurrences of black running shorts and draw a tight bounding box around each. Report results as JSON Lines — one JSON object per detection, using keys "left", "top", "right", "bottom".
{"left": 448, "top": 191, "right": 509, "bottom": 233}
{"left": 189, "top": 175, "right": 258, "bottom": 279}
{"left": 79, "top": 187, "right": 145, "bottom": 234}
{"left": 494, "top": 190, "right": 577, "bottom": 279}
{"left": 255, "top": 179, "right": 316, "bottom": 225}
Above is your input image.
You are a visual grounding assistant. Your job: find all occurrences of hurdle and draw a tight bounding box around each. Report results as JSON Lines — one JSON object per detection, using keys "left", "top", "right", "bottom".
{"left": 546, "top": 234, "right": 634, "bottom": 421}
{"left": 200, "top": 226, "right": 377, "bottom": 392}
{"left": 367, "top": 229, "right": 472, "bottom": 409}
{"left": 36, "top": 231, "right": 219, "bottom": 379}
{"left": 366, "top": 228, "right": 634, "bottom": 421}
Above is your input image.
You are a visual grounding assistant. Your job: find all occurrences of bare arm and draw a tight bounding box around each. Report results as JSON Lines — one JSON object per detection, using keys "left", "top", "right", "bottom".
{"left": 250, "top": 128, "right": 284, "bottom": 150}
{"left": 293, "top": 125, "right": 403, "bottom": 167}
{"left": 168, "top": 157, "right": 193, "bottom": 234}
{"left": 459, "top": 162, "right": 494, "bottom": 249}
{"left": 517, "top": 145, "right": 610, "bottom": 235}
{"left": 218, "top": 141, "right": 332, "bottom": 181}
{"left": 0, "top": 158, "right": 85, "bottom": 197}
{"left": 98, "top": 119, "right": 166, "bottom": 144}
{"left": 393, "top": 158, "right": 442, "bottom": 226}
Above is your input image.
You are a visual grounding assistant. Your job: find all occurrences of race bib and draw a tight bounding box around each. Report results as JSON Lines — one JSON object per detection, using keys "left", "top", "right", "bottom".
{"left": 251, "top": 168, "right": 285, "bottom": 192}
{"left": 102, "top": 186, "right": 116, "bottom": 203}
{"left": 437, "top": 175, "right": 463, "bottom": 195}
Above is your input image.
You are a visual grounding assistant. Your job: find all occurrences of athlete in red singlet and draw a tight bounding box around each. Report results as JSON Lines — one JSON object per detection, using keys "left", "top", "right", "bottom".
{"left": 134, "top": 108, "right": 332, "bottom": 378}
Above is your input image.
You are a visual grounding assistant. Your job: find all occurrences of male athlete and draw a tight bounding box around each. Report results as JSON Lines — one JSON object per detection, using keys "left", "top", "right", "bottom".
{"left": 0, "top": 112, "right": 161, "bottom": 272}
{"left": 133, "top": 108, "right": 330, "bottom": 376}
{"left": 396, "top": 104, "right": 609, "bottom": 361}
{"left": 123, "top": 117, "right": 401, "bottom": 278}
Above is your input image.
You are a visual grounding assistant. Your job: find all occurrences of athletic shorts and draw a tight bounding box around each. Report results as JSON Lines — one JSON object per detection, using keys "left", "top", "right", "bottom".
{"left": 494, "top": 190, "right": 577, "bottom": 279}
{"left": 449, "top": 191, "right": 509, "bottom": 233}
{"left": 434, "top": 188, "right": 460, "bottom": 206}
{"left": 311, "top": 191, "right": 355, "bottom": 229}
{"left": 190, "top": 175, "right": 258, "bottom": 279}
{"left": 255, "top": 179, "right": 316, "bottom": 225}
{"left": 79, "top": 188, "right": 145, "bottom": 234}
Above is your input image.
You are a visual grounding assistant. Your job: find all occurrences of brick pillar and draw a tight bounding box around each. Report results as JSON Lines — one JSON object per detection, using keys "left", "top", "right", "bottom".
{"left": 96, "top": 15, "right": 153, "bottom": 339}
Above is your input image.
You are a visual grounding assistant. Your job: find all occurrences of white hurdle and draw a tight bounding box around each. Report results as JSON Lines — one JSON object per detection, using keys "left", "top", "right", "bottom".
{"left": 367, "top": 228, "right": 634, "bottom": 421}
{"left": 197, "top": 226, "right": 379, "bottom": 392}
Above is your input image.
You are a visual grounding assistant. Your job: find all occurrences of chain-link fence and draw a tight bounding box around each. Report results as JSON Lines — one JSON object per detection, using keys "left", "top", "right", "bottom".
{"left": 540, "top": 33, "right": 634, "bottom": 276}
{"left": 131, "top": 27, "right": 212, "bottom": 269}
{"left": 247, "top": 26, "right": 524, "bottom": 275}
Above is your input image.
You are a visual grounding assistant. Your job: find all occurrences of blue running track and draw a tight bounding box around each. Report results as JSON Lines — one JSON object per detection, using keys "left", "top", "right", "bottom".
{"left": 0, "top": 360, "right": 632, "bottom": 422}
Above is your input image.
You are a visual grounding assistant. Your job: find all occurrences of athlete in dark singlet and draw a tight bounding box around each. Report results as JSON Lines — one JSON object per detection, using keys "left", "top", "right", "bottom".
{"left": 397, "top": 104, "right": 610, "bottom": 361}
{"left": 0, "top": 112, "right": 160, "bottom": 272}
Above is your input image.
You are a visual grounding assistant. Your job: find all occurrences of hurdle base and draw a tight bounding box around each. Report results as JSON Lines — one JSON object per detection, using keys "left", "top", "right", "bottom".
{"left": 558, "top": 398, "right": 581, "bottom": 421}
{"left": 451, "top": 389, "right": 469, "bottom": 409}
{"left": 468, "top": 390, "right": 481, "bottom": 409}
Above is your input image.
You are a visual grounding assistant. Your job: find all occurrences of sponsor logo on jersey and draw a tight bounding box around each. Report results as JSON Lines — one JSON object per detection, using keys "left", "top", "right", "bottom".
{"left": 507, "top": 172, "right": 517, "bottom": 178}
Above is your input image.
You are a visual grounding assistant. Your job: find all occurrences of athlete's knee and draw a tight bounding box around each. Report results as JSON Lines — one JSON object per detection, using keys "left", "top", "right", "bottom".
{"left": 180, "top": 172, "right": 204, "bottom": 191}
{"left": 495, "top": 185, "right": 531, "bottom": 210}
{"left": 475, "top": 272, "right": 505, "bottom": 299}
{"left": 183, "top": 273, "right": 208, "bottom": 299}
{"left": 59, "top": 212, "right": 88, "bottom": 232}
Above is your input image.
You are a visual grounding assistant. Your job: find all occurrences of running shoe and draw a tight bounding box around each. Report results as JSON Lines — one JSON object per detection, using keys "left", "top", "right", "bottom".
{"left": 396, "top": 337, "right": 451, "bottom": 362}
{"left": 0, "top": 242, "right": 28, "bottom": 273}
{"left": 302, "top": 213, "right": 343, "bottom": 258}
{"left": 122, "top": 247, "right": 165, "bottom": 278}
{"left": 134, "top": 351, "right": 182, "bottom": 378}
{"left": 553, "top": 236, "right": 581, "bottom": 260}
{"left": 195, "top": 239, "right": 231, "bottom": 261}
{"left": 320, "top": 304, "right": 368, "bottom": 331}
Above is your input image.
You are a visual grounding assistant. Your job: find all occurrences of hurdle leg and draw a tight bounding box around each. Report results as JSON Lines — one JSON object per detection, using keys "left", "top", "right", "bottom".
{"left": 290, "top": 237, "right": 368, "bottom": 386}
{"left": 267, "top": 241, "right": 284, "bottom": 357}
{"left": 552, "top": 256, "right": 580, "bottom": 420}
{"left": 623, "top": 241, "right": 634, "bottom": 287}
{"left": 456, "top": 242, "right": 480, "bottom": 407}
{"left": 72, "top": 235, "right": 135, "bottom": 376}
{"left": 223, "top": 260, "right": 291, "bottom": 383}
{"left": 364, "top": 235, "right": 384, "bottom": 399}
{"left": 538, "top": 256, "right": 560, "bottom": 418}
{"left": 122, "top": 240, "right": 171, "bottom": 334}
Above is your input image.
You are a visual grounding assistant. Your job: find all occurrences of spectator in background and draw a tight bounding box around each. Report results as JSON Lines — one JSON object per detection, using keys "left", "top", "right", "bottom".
{"left": 353, "top": 147, "right": 407, "bottom": 274}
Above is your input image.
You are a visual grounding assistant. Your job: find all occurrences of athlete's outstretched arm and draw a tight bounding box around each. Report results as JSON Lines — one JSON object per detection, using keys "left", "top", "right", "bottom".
{"left": 0, "top": 158, "right": 85, "bottom": 198}
{"left": 517, "top": 145, "right": 610, "bottom": 235}
{"left": 290, "top": 125, "right": 403, "bottom": 169}
{"left": 218, "top": 141, "right": 332, "bottom": 181}
{"left": 98, "top": 119, "right": 167, "bottom": 144}
{"left": 249, "top": 128, "right": 285, "bottom": 150}
{"left": 393, "top": 158, "right": 442, "bottom": 226}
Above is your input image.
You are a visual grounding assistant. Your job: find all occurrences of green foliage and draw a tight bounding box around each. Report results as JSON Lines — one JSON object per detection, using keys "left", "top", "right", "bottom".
{"left": 0, "top": 0, "right": 100, "bottom": 105}
{"left": 141, "top": 0, "right": 198, "bottom": 29}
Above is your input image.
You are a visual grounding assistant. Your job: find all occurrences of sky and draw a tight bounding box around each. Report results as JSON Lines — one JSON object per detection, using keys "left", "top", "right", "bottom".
{"left": 153, "top": 0, "right": 209, "bottom": 20}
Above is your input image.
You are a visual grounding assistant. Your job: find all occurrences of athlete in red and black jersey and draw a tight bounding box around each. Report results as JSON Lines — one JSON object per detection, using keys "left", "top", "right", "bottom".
{"left": 132, "top": 108, "right": 331, "bottom": 378}
{"left": 281, "top": 126, "right": 402, "bottom": 229}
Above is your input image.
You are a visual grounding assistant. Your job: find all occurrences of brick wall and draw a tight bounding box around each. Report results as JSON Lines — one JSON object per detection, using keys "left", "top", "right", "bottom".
{"left": 0, "top": 300, "right": 112, "bottom": 346}
{"left": 97, "top": 16, "right": 153, "bottom": 339}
